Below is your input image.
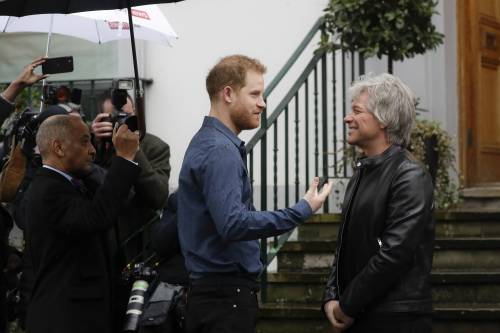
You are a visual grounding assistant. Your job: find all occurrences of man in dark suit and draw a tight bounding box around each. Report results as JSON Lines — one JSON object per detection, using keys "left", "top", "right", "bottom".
{"left": 24, "top": 115, "right": 140, "bottom": 333}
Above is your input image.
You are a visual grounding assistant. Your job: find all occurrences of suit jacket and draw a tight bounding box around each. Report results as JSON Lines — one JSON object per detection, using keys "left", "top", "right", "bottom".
{"left": 24, "top": 157, "right": 140, "bottom": 333}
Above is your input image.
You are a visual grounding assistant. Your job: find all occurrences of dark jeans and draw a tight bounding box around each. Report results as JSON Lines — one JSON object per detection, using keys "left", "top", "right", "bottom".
{"left": 346, "top": 313, "right": 432, "bottom": 333}
{"left": 185, "top": 276, "right": 259, "bottom": 333}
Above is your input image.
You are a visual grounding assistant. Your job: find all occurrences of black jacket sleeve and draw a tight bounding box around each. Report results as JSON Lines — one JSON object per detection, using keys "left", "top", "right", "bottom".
{"left": 134, "top": 133, "right": 170, "bottom": 210}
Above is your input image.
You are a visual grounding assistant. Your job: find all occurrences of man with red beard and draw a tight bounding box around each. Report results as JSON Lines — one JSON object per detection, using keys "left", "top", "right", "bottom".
{"left": 177, "top": 55, "right": 333, "bottom": 333}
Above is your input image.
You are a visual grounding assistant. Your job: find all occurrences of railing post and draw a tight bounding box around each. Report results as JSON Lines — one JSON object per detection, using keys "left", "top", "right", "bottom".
{"left": 321, "top": 53, "right": 329, "bottom": 212}
{"left": 342, "top": 50, "right": 348, "bottom": 178}
{"left": 314, "top": 66, "right": 319, "bottom": 177}
{"left": 305, "top": 79, "right": 310, "bottom": 185}
{"left": 332, "top": 52, "right": 338, "bottom": 178}
{"left": 294, "top": 93, "right": 300, "bottom": 203}
{"left": 358, "top": 53, "right": 365, "bottom": 76}
{"left": 285, "top": 107, "right": 289, "bottom": 207}
{"left": 273, "top": 121, "right": 278, "bottom": 211}
{"left": 260, "top": 106, "right": 268, "bottom": 303}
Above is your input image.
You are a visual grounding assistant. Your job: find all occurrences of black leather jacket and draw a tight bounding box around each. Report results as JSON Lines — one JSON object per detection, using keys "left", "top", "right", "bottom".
{"left": 323, "top": 145, "right": 435, "bottom": 317}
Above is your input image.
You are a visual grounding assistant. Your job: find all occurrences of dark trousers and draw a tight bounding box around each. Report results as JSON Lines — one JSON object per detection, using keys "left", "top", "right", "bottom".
{"left": 185, "top": 276, "right": 259, "bottom": 333}
{"left": 346, "top": 313, "right": 432, "bottom": 333}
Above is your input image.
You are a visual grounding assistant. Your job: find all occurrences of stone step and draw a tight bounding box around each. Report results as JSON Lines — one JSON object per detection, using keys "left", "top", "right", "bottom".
{"left": 277, "top": 238, "right": 500, "bottom": 271}
{"left": 265, "top": 271, "right": 500, "bottom": 304}
{"left": 298, "top": 212, "right": 500, "bottom": 241}
{"left": 459, "top": 186, "right": 500, "bottom": 212}
{"left": 257, "top": 303, "right": 500, "bottom": 333}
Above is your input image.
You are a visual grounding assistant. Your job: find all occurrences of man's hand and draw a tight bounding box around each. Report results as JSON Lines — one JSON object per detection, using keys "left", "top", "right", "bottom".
{"left": 324, "top": 300, "right": 354, "bottom": 332}
{"left": 303, "top": 177, "right": 333, "bottom": 213}
{"left": 113, "top": 124, "right": 139, "bottom": 161}
{"left": 1, "top": 57, "right": 48, "bottom": 103}
{"left": 91, "top": 113, "right": 113, "bottom": 140}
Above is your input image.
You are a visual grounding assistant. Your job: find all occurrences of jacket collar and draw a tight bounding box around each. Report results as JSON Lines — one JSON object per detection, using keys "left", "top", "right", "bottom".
{"left": 355, "top": 145, "right": 402, "bottom": 169}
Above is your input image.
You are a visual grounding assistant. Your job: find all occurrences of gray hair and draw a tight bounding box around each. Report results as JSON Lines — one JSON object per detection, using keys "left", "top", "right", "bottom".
{"left": 36, "top": 115, "right": 73, "bottom": 158}
{"left": 348, "top": 73, "right": 415, "bottom": 148}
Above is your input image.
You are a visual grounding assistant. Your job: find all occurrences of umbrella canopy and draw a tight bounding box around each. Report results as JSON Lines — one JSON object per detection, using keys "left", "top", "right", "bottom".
{"left": 0, "top": 5, "right": 178, "bottom": 46}
{"left": 0, "top": 0, "right": 185, "bottom": 137}
{"left": 0, "top": 0, "right": 183, "bottom": 16}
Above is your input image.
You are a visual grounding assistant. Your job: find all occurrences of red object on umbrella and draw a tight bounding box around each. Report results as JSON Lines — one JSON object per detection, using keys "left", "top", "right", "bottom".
{"left": 0, "top": 0, "right": 185, "bottom": 138}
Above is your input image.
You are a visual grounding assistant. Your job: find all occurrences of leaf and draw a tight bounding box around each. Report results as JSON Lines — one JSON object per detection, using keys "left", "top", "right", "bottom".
{"left": 319, "top": 0, "right": 444, "bottom": 60}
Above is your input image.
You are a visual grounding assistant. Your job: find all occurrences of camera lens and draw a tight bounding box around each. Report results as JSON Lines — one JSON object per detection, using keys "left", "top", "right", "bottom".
{"left": 123, "top": 279, "right": 149, "bottom": 332}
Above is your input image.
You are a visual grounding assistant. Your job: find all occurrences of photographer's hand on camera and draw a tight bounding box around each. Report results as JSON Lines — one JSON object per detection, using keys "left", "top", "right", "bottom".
{"left": 1, "top": 57, "right": 48, "bottom": 104}
{"left": 112, "top": 124, "right": 139, "bottom": 162}
{"left": 91, "top": 113, "right": 113, "bottom": 140}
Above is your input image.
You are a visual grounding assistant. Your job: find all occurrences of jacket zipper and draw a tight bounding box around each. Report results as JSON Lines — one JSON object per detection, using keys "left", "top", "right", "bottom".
{"left": 336, "top": 165, "right": 363, "bottom": 295}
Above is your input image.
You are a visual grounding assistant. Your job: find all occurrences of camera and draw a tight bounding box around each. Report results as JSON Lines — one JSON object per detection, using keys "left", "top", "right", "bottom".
{"left": 122, "top": 262, "right": 157, "bottom": 332}
{"left": 106, "top": 80, "right": 138, "bottom": 133}
{"left": 42, "top": 85, "right": 82, "bottom": 112}
{"left": 1, "top": 110, "right": 40, "bottom": 158}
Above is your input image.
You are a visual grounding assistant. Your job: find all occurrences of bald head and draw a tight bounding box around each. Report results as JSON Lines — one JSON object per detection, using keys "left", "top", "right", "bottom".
{"left": 36, "top": 115, "right": 73, "bottom": 158}
{"left": 36, "top": 115, "right": 96, "bottom": 177}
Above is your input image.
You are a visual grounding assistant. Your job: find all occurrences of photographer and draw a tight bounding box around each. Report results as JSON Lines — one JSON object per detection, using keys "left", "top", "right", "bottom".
{"left": 91, "top": 88, "right": 171, "bottom": 331}
{"left": 25, "top": 115, "right": 140, "bottom": 333}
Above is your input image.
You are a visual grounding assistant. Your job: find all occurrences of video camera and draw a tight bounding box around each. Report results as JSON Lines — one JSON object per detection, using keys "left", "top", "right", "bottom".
{"left": 107, "top": 79, "right": 138, "bottom": 133}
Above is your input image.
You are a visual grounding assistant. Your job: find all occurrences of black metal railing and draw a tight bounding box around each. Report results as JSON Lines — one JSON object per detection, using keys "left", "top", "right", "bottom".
{"left": 247, "top": 17, "right": 365, "bottom": 301}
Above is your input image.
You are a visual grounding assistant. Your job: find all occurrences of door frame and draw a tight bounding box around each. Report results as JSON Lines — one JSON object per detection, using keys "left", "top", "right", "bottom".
{"left": 457, "top": 0, "right": 480, "bottom": 187}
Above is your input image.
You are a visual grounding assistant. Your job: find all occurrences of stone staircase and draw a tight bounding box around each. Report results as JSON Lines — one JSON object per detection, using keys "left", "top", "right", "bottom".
{"left": 257, "top": 212, "right": 500, "bottom": 333}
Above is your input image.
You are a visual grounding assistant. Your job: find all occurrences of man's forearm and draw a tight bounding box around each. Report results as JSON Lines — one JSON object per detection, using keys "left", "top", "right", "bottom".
{"left": 1, "top": 81, "right": 23, "bottom": 104}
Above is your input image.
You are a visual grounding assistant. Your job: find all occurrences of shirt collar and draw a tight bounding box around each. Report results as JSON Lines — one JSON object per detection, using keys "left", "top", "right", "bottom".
{"left": 43, "top": 165, "right": 73, "bottom": 183}
{"left": 202, "top": 116, "right": 244, "bottom": 149}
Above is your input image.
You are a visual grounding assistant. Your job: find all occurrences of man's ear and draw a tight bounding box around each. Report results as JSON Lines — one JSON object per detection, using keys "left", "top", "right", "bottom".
{"left": 222, "top": 86, "right": 234, "bottom": 103}
{"left": 52, "top": 139, "right": 65, "bottom": 157}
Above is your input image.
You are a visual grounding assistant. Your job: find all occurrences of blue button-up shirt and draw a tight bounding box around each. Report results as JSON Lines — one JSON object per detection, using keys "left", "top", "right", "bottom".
{"left": 178, "top": 116, "right": 312, "bottom": 279}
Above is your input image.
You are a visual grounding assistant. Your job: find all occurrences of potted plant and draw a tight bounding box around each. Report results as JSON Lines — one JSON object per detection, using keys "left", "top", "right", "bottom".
{"left": 409, "top": 118, "right": 460, "bottom": 209}
{"left": 320, "top": 0, "right": 444, "bottom": 73}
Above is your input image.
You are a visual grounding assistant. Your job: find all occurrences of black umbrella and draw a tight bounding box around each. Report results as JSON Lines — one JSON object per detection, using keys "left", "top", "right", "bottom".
{"left": 0, "top": 0, "right": 184, "bottom": 137}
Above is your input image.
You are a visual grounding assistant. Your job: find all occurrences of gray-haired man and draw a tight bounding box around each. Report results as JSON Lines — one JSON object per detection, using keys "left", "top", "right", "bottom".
{"left": 322, "top": 73, "right": 435, "bottom": 333}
